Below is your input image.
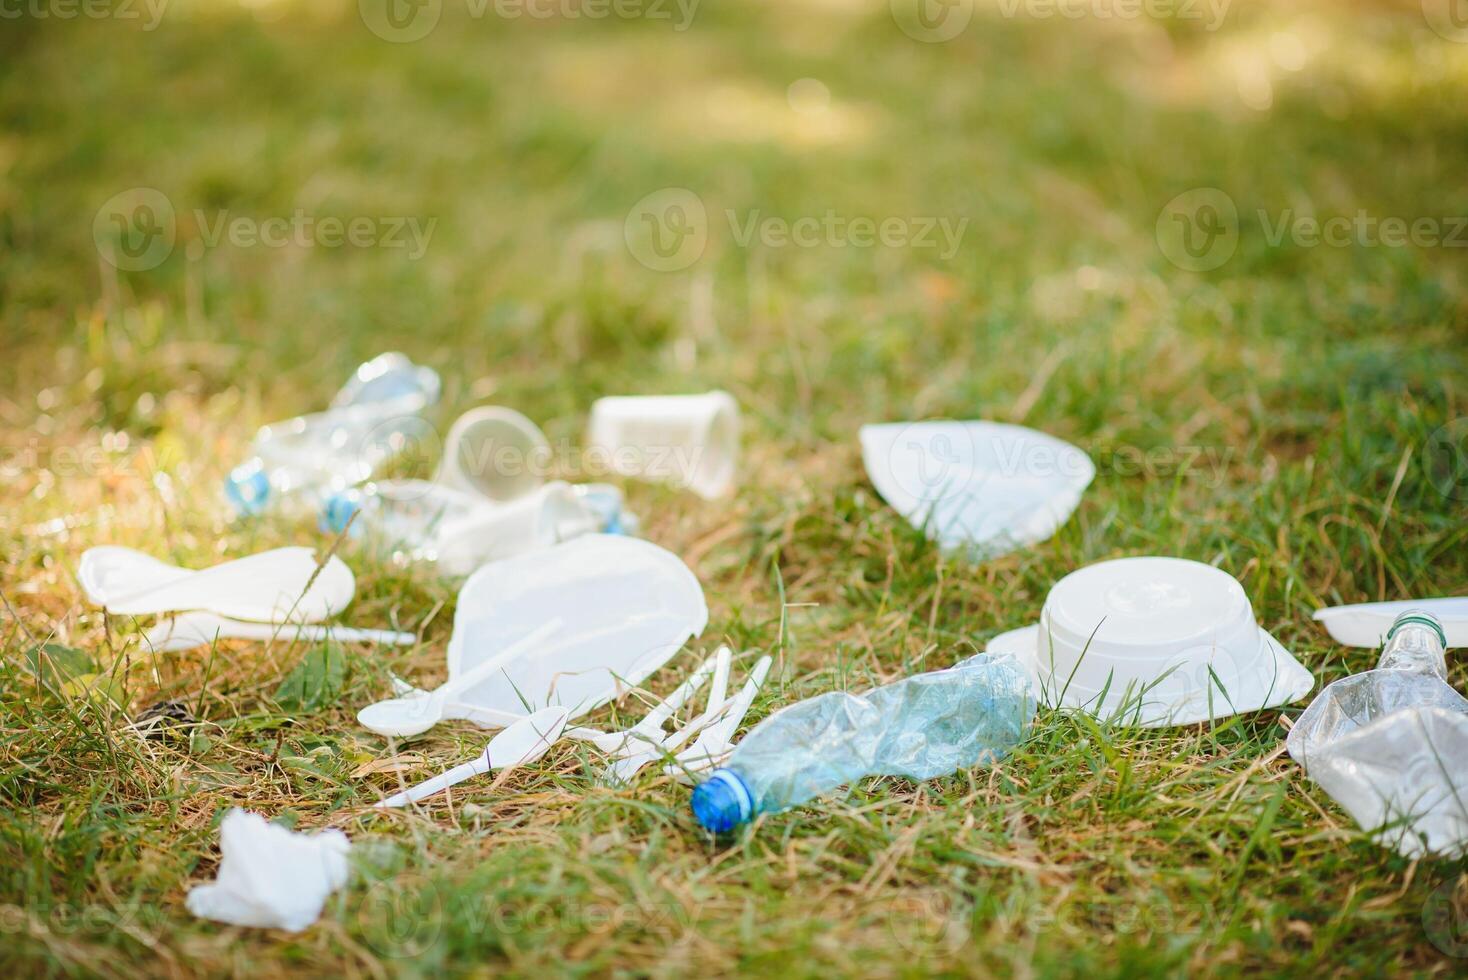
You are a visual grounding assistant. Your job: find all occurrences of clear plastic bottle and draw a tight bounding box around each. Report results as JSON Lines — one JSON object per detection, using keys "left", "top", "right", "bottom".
{"left": 691, "top": 653, "right": 1035, "bottom": 833}
{"left": 1287, "top": 610, "right": 1468, "bottom": 858}
{"left": 225, "top": 352, "right": 440, "bottom": 516}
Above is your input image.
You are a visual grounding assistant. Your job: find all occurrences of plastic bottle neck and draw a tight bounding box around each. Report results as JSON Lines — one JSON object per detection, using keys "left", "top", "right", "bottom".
{"left": 1378, "top": 612, "right": 1448, "bottom": 678}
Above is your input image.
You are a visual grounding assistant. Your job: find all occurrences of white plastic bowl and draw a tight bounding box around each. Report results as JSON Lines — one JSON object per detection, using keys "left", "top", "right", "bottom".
{"left": 987, "top": 557, "right": 1313, "bottom": 726}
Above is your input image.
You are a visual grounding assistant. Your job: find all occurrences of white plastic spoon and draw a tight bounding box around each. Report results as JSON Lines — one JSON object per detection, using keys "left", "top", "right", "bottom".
{"left": 143, "top": 612, "right": 416, "bottom": 654}
{"left": 78, "top": 546, "right": 355, "bottom": 622}
{"left": 666, "top": 656, "right": 773, "bottom": 783}
{"left": 357, "top": 620, "right": 562, "bottom": 738}
{"left": 375, "top": 705, "right": 571, "bottom": 808}
{"left": 564, "top": 652, "right": 718, "bottom": 753}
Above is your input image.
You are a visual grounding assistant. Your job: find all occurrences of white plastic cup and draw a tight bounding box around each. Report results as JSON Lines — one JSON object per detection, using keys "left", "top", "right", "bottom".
{"left": 436, "top": 406, "right": 550, "bottom": 503}
{"left": 434, "top": 481, "right": 599, "bottom": 576}
{"left": 585, "top": 391, "right": 739, "bottom": 499}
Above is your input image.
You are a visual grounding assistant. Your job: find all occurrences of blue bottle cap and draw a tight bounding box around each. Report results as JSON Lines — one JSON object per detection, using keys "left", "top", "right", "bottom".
{"left": 224, "top": 465, "right": 271, "bottom": 516}
{"left": 321, "top": 492, "right": 361, "bottom": 534}
{"left": 691, "top": 768, "right": 754, "bottom": 833}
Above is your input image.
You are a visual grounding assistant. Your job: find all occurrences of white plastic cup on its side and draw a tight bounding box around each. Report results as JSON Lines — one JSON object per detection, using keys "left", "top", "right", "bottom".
{"left": 436, "top": 406, "right": 550, "bottom": 503}
{"left": 585, "top": 391, "right": 739, "bottom": 499}
{"left": 433, "top": 481, "right": 600, "bottom": 577}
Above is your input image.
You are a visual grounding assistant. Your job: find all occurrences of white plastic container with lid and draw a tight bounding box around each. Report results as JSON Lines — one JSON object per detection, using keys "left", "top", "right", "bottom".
{"left": 987, "top": 557, "right": 1313, "bottom": 726}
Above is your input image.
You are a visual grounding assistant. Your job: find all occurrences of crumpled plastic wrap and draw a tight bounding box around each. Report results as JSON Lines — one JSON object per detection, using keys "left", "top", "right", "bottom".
{"left": 186, "top": 809, "right": 351, "bottom": 931}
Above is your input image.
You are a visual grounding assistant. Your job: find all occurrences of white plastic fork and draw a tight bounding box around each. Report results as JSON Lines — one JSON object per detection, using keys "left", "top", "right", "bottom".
{"left": 665, "top": 655, "right": 772, "bottom": 784}
{"left": 563, "top": 652, "right": 719, "bottom": 755}
{"left": 605, "top": 646, "right": 734, "bottom": 783}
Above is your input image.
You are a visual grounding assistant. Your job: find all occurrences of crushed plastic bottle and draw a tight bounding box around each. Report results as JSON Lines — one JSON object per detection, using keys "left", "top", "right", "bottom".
{"left": 1287, "top": 610, "right": 1468, "bottom": 858}
{"left": 691, "top": 653, "right": 1035, "bottom": 833}
{"left": 226, "top": 352, "right": 440, "bottom": 516}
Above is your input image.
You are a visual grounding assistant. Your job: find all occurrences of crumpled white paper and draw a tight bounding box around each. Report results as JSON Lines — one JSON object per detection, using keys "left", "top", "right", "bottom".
{"left": 186, "top": 809, "right": 351, "bottom": 932}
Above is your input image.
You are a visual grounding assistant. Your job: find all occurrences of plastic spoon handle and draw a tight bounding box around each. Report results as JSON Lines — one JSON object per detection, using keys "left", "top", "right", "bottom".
{"left": 144, "top": 613, "right": 415, "bottom": 653}
{"left": 377, "top": 706, "right": 570, "bottom": 808}
{"left": 378, "top": 757, "right": 490, "bottom": 809}
{"left": 705, "top": 646, "right": 733, "bottom": 714}
{"left": 706, "top": 656, "right": 772, "bottom": 745}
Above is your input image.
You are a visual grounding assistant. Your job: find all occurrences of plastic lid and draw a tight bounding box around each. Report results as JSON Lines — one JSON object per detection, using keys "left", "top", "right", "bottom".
{"left": 1043, "top": 557, "right": 1252, "bottom": 652}
{"left": 691, "top": 768, "right": 753, "bottom": 833}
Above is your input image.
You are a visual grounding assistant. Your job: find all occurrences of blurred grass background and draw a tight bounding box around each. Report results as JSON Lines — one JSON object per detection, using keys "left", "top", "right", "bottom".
{"left": 1, "top": 0, "right": 1467, "bottom": 975}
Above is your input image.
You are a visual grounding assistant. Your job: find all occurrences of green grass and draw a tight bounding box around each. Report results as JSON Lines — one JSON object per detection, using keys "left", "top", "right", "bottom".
{"left": 2, "top": 0, "right": 1468, "bottom": 975}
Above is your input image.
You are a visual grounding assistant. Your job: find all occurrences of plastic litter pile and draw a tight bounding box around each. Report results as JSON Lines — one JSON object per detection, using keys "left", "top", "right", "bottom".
{"left": 63, "top": 354, "right": 1467, "bottom": 934}
{"left": 226, "top": 352, "right": 442, "bottom": 517}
